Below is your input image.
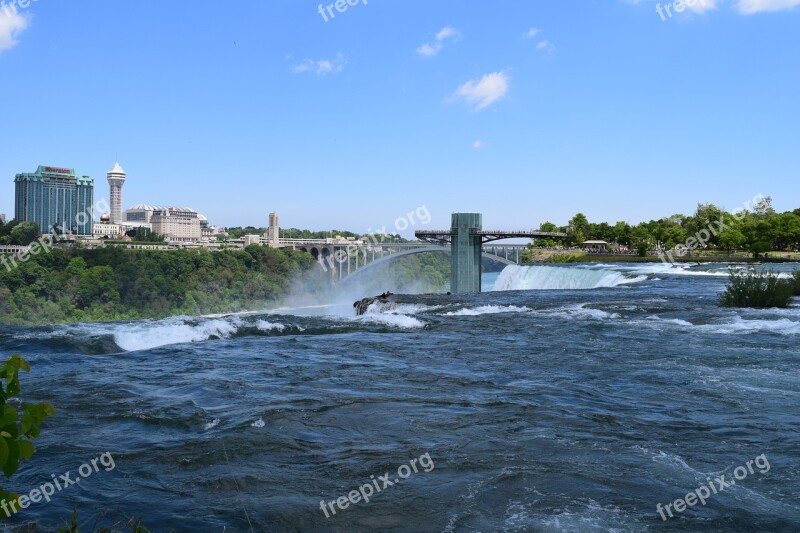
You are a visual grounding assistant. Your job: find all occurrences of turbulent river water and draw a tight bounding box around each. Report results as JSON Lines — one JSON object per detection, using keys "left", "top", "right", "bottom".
{"left": 1, "top": 262, "right": 799, "bottom": 532}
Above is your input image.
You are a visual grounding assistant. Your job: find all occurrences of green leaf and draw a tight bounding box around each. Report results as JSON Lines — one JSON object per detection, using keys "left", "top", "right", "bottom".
{"left": 17, "top": 440, "right": 34, "bottom": 460}
{"left": 2, "top": 438, "right": 18, "bottom": 478}
{"left": 20, "top": 409, "right": 32, "bottom": 435}
{"left": 42, "top": 403, "right": 57, "bottom": 417}
{"left": 0, "top": 438, "right": 8, "bottom": 469}
{"left": 6, "top": 376, "right": 19, "bottom": 398}
{"left": 0, "top": 405, "right": 17, "bottom": 427}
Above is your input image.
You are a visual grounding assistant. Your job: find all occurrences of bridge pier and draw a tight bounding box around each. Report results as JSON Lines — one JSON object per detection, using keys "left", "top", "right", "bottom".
{"left": 451, "top": 213, "right": 483, "bottom": 294}
{"left": 417, "top": 215, "right": 567, "bottom": 295}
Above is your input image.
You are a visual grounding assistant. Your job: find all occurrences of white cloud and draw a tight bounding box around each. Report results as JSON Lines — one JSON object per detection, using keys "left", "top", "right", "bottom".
{"left": 436, "top": 27, "right": 459, "bottom": 41}
{"left": 737, "top": 0, "right": 800, "bottom": 13}
{"left": 630, "top": 0, "right": 800, "bottom": 15}
{"left": 0, "top": 11, "right": 29, "bottom": 53}
{"left": 292, "top": 54, "right": 346, "bottom": 75}
{"left": 536, "top": 40, "right": 555, "bottom": 53}
{"left": 452, "top": 72, "right": 510, "bottom": 111}
{"left": 686, "top": 0, "right": 718, "bottom": 14}
{"left": 525, "top": 27, "right": 541, "bottom": 38}
{"left": 417, "top": 26, "right": 460, "bottom": 57}
{"left": 416, "top": 43, "right": 440, "bottom": 57}
{"left": 472, "top": 140, "right": 485, "bottom": 149}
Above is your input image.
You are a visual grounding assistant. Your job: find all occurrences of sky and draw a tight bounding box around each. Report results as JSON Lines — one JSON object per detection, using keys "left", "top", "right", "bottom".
{"left": 0, "top": 0, "right": 798, "bottom": 238}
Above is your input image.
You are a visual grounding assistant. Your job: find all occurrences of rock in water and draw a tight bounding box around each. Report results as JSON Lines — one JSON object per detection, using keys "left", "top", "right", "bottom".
{"left": 353, "top": 292, "right": 394, "bottom": 316}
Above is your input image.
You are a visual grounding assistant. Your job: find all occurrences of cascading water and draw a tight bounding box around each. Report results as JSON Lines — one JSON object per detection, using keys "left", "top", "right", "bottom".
{"left": 490, "top": 264, "right": 645, "bottom": 291}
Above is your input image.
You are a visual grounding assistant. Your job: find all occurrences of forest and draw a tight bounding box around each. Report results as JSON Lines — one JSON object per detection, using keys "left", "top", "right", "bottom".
{"left": 0, "top": 246, "right": 314, "bottom": 325}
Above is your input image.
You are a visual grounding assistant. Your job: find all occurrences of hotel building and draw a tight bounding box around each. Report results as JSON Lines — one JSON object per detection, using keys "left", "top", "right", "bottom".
{"left": 14, "top": 166, "right": 94, "bottom": 236}
{"left": 149, "top": 207, "right": 202, "bottom": 242}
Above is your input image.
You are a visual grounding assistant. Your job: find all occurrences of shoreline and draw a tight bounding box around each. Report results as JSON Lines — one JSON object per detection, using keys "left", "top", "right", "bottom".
{"left": 521, "top": 251, "right": 800, "bottom": 264}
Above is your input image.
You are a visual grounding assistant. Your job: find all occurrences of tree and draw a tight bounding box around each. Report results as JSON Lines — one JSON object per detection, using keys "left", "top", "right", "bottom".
{"left": 611, "top": 221, "right": 631, "bottom": 245}
{"left": 753, "top": 196, "right": 776, "bottom": 218}
{"left": 539, "top": 221, "right": 559, "bottom": 233}
{"left": 771, "top": 212, "right": 800, "bottom": 250}
{"left": 9, "top": 222, "right": 39, "bottom": 246}
{"left": 567, "top": 213, "right": 589, "bottom": 245}
{"left": 688, "top": 203, "right": 726, "bottom": 247}
{"left": 662, "top": 225, "right": 688, "bottom": 250}
{"left": 718, "top": 227, "right": 746, "bottom": 256}
{"left": 751, "top": 241, "right": 772, "bottom": 259}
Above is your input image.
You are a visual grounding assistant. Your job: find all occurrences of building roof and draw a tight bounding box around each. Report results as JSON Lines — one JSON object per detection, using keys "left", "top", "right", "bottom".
{"left": 108, "top": 162, "right": 126, "bottom": 175}
{"left": 125, "top": 204, "right": 206, "bottom": 219}
{"left": 126, "top": 204, "right": 197, "bottom": 213}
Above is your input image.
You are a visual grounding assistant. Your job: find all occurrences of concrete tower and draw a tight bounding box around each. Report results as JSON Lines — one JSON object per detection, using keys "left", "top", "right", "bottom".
{"left": 267, "top": 212, "right": 280, "bottom": 246}
{"left": 450, "top": 213, "right": 483, "bottom": 294}
{"left": 107, "top": 162, "right": 126, "bottom": 224}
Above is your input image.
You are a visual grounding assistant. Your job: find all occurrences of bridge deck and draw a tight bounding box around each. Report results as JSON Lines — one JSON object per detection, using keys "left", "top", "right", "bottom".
{"left": 416, "top": 230, "right": 567, "bottom": 244}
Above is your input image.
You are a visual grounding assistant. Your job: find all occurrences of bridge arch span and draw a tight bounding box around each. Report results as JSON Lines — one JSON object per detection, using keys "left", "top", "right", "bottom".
{"left": 338, "top": 246, "right": 515, "bottom": 285}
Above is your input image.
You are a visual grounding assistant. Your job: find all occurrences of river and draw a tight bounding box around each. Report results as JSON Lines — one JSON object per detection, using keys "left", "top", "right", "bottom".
{"left": 1, "top": 262, "right": 798, "bottom": 531}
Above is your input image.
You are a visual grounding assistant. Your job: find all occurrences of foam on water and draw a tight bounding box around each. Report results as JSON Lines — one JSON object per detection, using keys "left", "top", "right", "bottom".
{"left": 256, "top": 320, "right": 286, "bottom": 332}
{"left": 203, "top": 418, "right": 221, "bottom": 430}
{"left": 444, "top": 305, "right": 531, "bottom": 316}
{"left": 112, "top": 317, "right": 242, "bottom": 352}
{"left": 638, "top": 314, "right": 800, "bottom": 336}
{"left": 540, "top": 304, "right": 621, "bottom": 321}
{"left": 358, "top": 312, "right": 425, "bottom": 329}
{"left": 699, "top": 316, "right": 800, "bottom": 336}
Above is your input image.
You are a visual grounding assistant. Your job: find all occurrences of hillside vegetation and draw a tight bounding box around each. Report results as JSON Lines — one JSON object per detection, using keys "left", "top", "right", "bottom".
{"left": 0, "top": 246, "right": 314, "bottom": 325}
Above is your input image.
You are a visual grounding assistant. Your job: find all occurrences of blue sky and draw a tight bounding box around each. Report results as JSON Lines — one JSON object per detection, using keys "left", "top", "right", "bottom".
{"left": 1, "top": 0, "right": 798, "bottom": 236}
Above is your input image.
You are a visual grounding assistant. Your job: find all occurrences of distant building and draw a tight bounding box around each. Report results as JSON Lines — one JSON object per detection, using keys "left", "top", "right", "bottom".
{"left": 123, "top": 204, "right": 161, "bottom": 225}
{"left": 93, "top": 214, "right": 121, "bottom": 239}
{"left": 14, "top": 166, "right": 94, "bottom": 236}
{"left": 107, "top": 162, "right": 126, "bottom": 224}
{"left": 0, "top": 214, "right": 5, "bottom": 224}
{"left": 267, "top": 212, "right": 280, "bottom": 246}
{"left": 150, "top": 207, "right": 202, "bottom": 242}
{"left": 243, "top": 234, "right": 261, "bottom": 247}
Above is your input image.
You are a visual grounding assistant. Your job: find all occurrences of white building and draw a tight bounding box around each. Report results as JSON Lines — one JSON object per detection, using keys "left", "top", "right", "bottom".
{"left": 107, "top": 163, "right": 126, "bottom": 224}
{"left": 150, "top": 207, "right": 202, "bottom": 242}
{"left": 93, "top": 214, "right": 121, "bottom": 238}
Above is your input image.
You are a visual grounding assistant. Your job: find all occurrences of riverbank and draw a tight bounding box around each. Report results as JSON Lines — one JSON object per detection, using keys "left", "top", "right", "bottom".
{"left": 523, "top": 249, "right": 800, "bottom": 264}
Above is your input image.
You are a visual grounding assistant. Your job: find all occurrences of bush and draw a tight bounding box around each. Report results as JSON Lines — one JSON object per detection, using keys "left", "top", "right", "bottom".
{"left": 720, "top": 269, "right": 793, "bottom": 308}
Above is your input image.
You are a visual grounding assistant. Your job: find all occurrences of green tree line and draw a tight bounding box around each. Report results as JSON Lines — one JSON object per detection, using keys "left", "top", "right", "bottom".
{"left": 0, "top": 246, "right": 314, "bottom": 325}
{"left": 0, "top": 220, "right": 40, "bottom": 246}
{"left": 536, "top": 197, "right": 800, "bottom": 255}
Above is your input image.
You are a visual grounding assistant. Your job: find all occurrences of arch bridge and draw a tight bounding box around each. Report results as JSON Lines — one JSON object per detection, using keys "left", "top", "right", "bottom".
{"left": 280, "top": 213, "right": 566, "bottom": 293}
{"left": 287, "top": 241, "right": 529, "bottom": 283}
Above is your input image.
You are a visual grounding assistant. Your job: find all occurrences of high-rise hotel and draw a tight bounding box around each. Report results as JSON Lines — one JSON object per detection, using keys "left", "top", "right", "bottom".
{"left": 14, "top": 166, "right": 94, "bottom": 236}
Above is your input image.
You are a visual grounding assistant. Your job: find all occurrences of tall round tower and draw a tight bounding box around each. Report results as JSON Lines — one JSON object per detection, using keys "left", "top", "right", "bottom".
{"left": 107, "top": 162, "right": 126, "bottom": 224}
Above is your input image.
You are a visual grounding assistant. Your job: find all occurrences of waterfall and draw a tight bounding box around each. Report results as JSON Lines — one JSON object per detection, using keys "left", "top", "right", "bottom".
{"left": 491, "top": 265, "right": 645, "bottom": 291}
